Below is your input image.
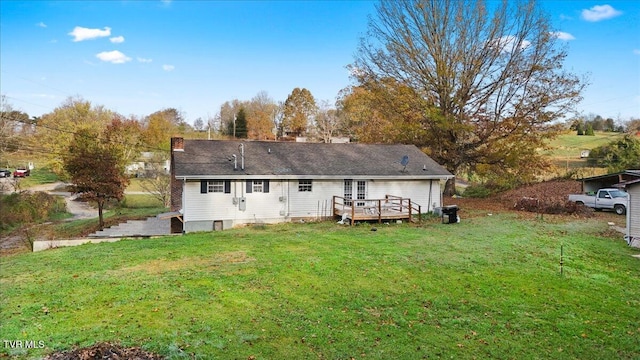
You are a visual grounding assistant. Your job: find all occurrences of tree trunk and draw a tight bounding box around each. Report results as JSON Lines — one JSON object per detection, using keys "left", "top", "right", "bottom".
{"left": 97, "top": 198, "right": 105, "bottom": 230}
{"left": 443, "top": 178, "right": 457, "bottom": 197}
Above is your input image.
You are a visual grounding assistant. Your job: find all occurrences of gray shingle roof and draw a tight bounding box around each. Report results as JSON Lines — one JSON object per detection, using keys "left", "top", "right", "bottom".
{"left": 173, "top": 140, "right": 453, "bottom": 179}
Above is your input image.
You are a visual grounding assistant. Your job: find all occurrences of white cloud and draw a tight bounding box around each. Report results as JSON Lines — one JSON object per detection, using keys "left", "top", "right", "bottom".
{"left": 492, "top": 36, "right": 531, "bottom": 53}
{"left": 36, "top": 22, "right": 47, "bottom": 28}
{"left": 633, "top": 49, "right": 640, "bottom": 55}
{"left": 110, "top": 36, "right": 125, "bottom": 44}
{"left": 69, "top": 26, "right": 111, "bottom": 42}
{"left": 162, "top": 64, "right": 175, "bottom": 71}
{"left": 96, "top": 50, "right": 131, "bottom": 64}
{"left": 137, "top": 57, "right": 153, "bottom": 63}
{"left": 551, "top": 31, "right": 575, "bottom": 41}
{"left": 581, "top": 5, "right": 622, "bottom": 22}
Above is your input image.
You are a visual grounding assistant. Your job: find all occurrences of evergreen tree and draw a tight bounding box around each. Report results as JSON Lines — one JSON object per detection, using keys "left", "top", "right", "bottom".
{"left": 585, "top": 123, "right": 595, "bottom": 136}
{"left": 235, "top": 108, "right": 248, "bottom": 139}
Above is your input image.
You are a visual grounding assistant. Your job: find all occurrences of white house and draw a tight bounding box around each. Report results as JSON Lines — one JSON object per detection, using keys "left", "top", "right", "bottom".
{"left": 169, "top": 138, "right": 453, "bottom": 233}
{"left": 625, "top": 179, "right": 640, "bottom": 248}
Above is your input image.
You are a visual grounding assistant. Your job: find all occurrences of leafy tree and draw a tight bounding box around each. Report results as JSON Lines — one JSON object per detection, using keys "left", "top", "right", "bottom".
{"left": 604, "top": 118, "right": 615, "bottom": 132}
{"left": 235, "top": 108, "right": 248, "bottom": 139}
{"left": 282, "top": 88, "right": 317, "bottom": 137}
{"left": 63, "top": 125, "right": 129, "bottom": 230}
{"left": 576, "top": 123, "right": 584, "bottom": 136}
{"left": 588, "top": 135, "right": 640, "bottom": 172}
{"left": 351, "top": 0, "right": 586, "bottom": 194}
{"left": 35, "top": 97, "right": 113, "bottom": 174}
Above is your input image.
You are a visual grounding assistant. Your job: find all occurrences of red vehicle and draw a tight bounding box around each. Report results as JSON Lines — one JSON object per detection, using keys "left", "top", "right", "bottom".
{"left": 13, "top": 167, "right": 30, "bottom": 177}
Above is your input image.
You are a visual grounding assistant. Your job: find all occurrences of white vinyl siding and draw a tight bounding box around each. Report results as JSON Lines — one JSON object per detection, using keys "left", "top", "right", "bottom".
{"left": 184, "top": 180, "right": 282, "bottom": 223}
{"left": 182, "top": 178, "right": 444, "bottom": 231}
{"left": 628, "top": 184, "right": 640, "bottom": 239}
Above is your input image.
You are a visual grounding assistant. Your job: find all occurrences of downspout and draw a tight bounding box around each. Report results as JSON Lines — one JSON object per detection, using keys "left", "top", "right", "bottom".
{"left": 287, "top": 179, "right": 291, "bottom": 217}
{"left": 626, "top": 190, "right": 631, "bottom": 244}
{"left": 428, "top": 180, "right": 433, "bottom": 212}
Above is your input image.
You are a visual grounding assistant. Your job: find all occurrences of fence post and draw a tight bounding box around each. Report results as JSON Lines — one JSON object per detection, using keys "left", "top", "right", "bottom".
{"left": 332, "top": 196, "right": 336, "bottom": 219}
{"left": 378, "top": 199, "right": 382, "bottom": 223}
{"left": 408, "top": 199, "right": 412, "bottom": 221}
{"left": 351, "top": 201, "right": 355, "bottom": 226}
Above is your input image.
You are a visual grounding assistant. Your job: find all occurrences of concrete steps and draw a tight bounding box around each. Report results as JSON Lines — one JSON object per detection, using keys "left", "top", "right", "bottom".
{"left": 88, "top": 216, "right": 170, "bottom": 238}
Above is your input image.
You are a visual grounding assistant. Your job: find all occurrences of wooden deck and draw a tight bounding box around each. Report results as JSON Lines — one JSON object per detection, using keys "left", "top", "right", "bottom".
{"left": 332, "top": 195, "right": 422, "bottom": 225}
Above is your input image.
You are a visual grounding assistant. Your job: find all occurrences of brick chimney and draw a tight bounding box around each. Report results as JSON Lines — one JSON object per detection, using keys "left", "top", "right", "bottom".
{"left": 171, "top": 137, "right": 184, "bottom": 151}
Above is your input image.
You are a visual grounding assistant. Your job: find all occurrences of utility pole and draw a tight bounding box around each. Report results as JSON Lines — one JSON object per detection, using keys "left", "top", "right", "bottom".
{"left": 233, "top": 114, "right": 237, "bottom": 139}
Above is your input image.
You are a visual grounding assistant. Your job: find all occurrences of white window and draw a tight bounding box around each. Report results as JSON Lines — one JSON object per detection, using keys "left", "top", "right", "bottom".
{"left": 298, "top": 180, "right": 312, "bottom": 192}
{"left": 344, "top": 180, "right": 353, "bottom": 206}
{"left": 252, "top": 180, "right": 264, "bottom": 193}
{"left": 208, "top": 181, "right": 224, "bottom": 193}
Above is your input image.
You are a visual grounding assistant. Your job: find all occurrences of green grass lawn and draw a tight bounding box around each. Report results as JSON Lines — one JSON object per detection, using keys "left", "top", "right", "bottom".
{"left": 1, "top": 215, "right": 639, "bottom": 359}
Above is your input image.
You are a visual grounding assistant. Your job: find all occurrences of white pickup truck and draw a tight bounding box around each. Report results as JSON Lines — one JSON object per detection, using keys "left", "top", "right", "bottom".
{"left": 568, "top": 188, "right": 629, "bottom": 215}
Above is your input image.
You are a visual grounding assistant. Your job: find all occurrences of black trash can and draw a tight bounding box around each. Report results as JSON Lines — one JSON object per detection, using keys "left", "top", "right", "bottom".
{"left": 441, "top": 205, "right": 459, "bottom": 224}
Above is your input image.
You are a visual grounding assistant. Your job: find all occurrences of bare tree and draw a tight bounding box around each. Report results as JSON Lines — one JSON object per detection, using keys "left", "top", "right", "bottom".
{"left": 315, "top": 100, "right": 341, "bottom": 143}
{"left": 353, "top": 0, "right": 586, "bottom": 193}
{"left": 139, "top": 153, "right": 171, "bottom": 208}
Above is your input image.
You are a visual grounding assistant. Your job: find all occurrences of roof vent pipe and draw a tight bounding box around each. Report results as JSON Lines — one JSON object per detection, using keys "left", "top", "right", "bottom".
{"left": 232, "top": 154, "right": 237, "bottom": 170}
{"left": 239, "top": 143, "right": 245, "bottom": 170}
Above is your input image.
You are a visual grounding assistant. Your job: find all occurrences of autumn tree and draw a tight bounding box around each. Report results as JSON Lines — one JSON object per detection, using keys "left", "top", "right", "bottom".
{"left": 104, "top": 116, "right": 144, "bottom": 166}
{"left": 351, "top": 0, "right": 586, "bottom": 193}
{"left": 35, "top": 97, "right": 113, "bottom": 173}
{"left": 282, "top": 88, "right": 317, "bottom": 137}
{"left": 626, "top": 119, "right": 640, "bottom": 135}
{"left": 246, "top": 91, "right": 277, "bottom": 140}
{"left": 143, "top": 108, "right": 186, "bottom": 149}
{"left": 63, "top": 124, "right": 130, "bottom": 230}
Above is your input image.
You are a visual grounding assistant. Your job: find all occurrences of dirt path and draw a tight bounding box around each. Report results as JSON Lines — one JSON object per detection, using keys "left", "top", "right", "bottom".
{"left": 27, "top": 182, "right": 97, "bottom": 220}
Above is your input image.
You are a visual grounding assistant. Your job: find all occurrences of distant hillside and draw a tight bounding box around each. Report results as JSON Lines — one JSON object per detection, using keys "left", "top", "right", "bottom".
{"left": 543, "top": 130, "right": 625, "bottom": 178}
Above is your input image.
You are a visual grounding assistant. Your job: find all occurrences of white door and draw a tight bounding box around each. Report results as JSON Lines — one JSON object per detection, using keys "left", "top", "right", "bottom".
{"left": 356, "top": 180, "right": 367, "bottom": 206}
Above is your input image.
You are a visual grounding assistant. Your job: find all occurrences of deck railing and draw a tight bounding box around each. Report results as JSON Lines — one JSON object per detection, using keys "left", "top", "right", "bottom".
{"left": 332, "top": 195, "right": 422, "bottom": 225}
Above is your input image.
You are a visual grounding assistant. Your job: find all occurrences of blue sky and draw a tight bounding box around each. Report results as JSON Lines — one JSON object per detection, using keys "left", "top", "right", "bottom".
{"left": 1, "top": 1, "right": 638, "bottom": 125}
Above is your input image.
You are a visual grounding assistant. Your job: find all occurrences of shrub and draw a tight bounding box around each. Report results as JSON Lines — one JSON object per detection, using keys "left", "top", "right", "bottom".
{"left": 0, "top": 192, "right": 67, "bottom": 231}
{"left": 462, "top": 184, "right": 494, "bottom": 198}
